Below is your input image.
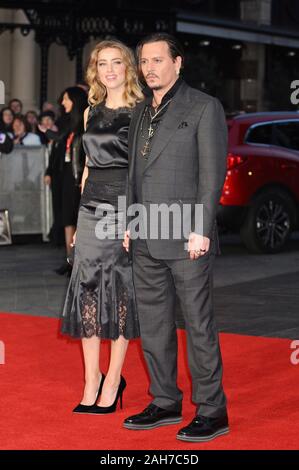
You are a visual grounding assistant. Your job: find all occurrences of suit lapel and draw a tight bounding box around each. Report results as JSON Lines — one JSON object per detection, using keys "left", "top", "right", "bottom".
{"left": 128, "top": 100, "right": 147, "bottom": 181}
{"left": 144, "top": 83, "right": 192, "bottom": 172}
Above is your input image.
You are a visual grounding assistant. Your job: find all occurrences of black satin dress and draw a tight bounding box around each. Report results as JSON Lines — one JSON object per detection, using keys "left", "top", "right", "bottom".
{"left": 61, "top": 103, "right": 140, "bottom": 339}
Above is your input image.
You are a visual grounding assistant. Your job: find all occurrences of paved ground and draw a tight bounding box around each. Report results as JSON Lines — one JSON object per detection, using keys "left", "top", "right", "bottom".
{"left": 0, "top": 233, "right": 298, "bottom": 339}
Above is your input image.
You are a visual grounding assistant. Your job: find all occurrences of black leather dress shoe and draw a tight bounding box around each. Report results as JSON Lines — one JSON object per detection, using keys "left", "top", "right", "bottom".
{"left": 123, "top": 404, "right": 182, "bottom": 430}
{"left": 177, "top": 414, "right": 229, "bottom": 442}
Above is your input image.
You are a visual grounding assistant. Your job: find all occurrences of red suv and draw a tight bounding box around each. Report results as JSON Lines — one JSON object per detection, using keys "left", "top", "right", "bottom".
{"left": 217, "top": 112, "right": 299, "bottom": 253}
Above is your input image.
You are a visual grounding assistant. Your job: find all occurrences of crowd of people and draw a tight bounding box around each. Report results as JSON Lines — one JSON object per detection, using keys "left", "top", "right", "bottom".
{"left": 0, "top": 98, "right": 57, "bottom": 147}
{"left": 0, "top": 84, "right": 89, "bottom": 270}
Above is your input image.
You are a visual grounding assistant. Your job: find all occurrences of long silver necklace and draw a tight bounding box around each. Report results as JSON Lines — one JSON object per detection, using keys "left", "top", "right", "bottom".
{"left": 140, "top": 98, "right": 172, "bottom": 157}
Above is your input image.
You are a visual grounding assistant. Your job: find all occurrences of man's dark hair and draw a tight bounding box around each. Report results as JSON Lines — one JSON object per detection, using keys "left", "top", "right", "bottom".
{"left": 9, "top": 98, "right": 23, "bottom": 109}
{"left": 39, "top": 110, "right": 56, "bottom": 122}
{"left": 136, "top": 33, "right": 185, "bottom": 67}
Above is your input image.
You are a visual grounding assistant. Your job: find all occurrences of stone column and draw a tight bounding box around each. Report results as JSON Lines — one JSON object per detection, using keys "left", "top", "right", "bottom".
{"left": 240, "top": 0, "right": 271, "bottom": 111}
{"left": 10, "top": 9, "right": 38, "bottom": 112}
{"left": 0, "top": 8, "right": 14, "bottom": 105}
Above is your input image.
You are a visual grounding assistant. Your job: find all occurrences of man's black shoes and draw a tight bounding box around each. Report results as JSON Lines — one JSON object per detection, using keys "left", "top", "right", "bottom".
{"left": 123, "top": 404, "right": 182, "bottom": 430}
{"left": 176, "top": 414, "right": 229, "bottom": 442}
{"left": 124, "top": 405, "right": 229, "bottom": 442}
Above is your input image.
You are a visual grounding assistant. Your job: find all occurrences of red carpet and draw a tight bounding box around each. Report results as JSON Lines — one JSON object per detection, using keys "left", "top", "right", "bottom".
{"left": 0, "top": 312, "right": 298, "bottom": 450}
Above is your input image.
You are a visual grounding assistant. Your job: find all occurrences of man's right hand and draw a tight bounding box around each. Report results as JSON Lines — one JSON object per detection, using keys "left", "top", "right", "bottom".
{"left": 123, "top": 230, "right": 130, "bottom": 252}
{"left": 44, "top": 175, "right": 51, "bottom": 186}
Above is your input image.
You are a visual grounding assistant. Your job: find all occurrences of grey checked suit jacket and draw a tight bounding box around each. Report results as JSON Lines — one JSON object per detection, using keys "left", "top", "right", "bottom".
{"left": 127, "top": 82, "right": 228, "bottom": 260}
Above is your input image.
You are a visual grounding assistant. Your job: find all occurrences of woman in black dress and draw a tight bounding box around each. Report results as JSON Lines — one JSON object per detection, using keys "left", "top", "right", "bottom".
{"left": 41, "top": 87, "right": 87, "bottom": 271}
{"left": 60, "top": 87, "right": 87, "bottom": 272}
{"left": 61, "top": 40, "right": 143, "bottom": 413}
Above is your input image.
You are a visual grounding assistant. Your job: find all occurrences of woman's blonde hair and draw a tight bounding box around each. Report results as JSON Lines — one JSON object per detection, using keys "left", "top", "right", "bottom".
{"left": 86, "top": 40, "right": 143, "bottom": 107}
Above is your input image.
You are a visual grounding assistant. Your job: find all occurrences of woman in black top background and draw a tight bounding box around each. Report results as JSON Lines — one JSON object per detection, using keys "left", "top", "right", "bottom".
{"left": 60, "top": 87, "right": 87, "bottom": 271}
{"left": 42, "top": 86, "right": 87, "bottom": 273}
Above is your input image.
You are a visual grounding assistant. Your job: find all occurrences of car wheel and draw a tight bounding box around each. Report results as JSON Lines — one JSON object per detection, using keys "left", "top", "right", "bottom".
{"left": 240, "top": 189, "right": 296, "bottom": 253}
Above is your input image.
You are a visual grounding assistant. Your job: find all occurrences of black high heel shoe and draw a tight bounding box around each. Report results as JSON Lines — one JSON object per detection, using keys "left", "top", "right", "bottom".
{"left": 72, "top": 374, "right": 105, "bottom": 414}
{"left": 88, "top": 376, "right": 126, "bottom": 414}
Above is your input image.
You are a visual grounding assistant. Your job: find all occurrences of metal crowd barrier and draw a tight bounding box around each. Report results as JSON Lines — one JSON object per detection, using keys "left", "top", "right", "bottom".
{"left": 0, "top": 145, "right": 52, "bottom": 241}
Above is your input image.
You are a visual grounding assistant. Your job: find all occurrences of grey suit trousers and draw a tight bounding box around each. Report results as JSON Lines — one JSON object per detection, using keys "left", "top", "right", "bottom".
{"left": 132, "top": 238, "right": 227, "bottom": 418}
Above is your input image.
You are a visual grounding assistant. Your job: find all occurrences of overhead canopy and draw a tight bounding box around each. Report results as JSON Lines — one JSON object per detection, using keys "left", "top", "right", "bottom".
{"left": 0, "top": 0, "right": 176, "bottom": 56}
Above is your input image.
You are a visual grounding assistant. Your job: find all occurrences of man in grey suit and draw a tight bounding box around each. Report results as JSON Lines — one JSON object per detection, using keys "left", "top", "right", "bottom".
{"left": 123, "top": 33, "right": 229, "bottom": 442}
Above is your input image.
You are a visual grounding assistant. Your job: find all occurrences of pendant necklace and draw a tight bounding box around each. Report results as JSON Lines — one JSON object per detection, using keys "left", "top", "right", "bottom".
{"left": 140, "top": 98, "right": 172, "bottom": 157}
